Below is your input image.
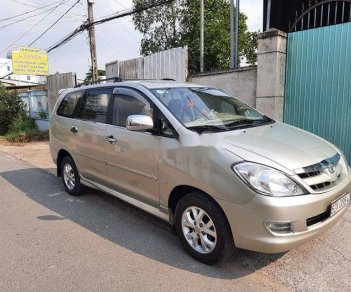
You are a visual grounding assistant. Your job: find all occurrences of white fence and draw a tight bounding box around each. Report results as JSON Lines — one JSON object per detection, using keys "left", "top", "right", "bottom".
{"left": 106, "top": 46, "right": 188, "bottom": 82}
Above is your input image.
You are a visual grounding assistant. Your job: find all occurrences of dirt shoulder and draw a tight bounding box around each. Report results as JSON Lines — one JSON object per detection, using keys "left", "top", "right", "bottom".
{"left": 0, "top": 140, "right": 55, "bottom": 175}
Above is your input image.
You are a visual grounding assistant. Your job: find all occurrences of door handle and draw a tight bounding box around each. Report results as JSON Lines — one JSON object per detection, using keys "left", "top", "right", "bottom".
{"left": 106, "top": 135, "right": 117, "bottom": 144}
{"left": 71, "top": 126, "right": 78, "bottom": 133}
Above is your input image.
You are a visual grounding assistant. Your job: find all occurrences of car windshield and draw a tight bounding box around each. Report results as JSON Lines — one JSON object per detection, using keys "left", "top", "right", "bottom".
{"left": 151, "top": 87, "right": 274, "bottom": 133}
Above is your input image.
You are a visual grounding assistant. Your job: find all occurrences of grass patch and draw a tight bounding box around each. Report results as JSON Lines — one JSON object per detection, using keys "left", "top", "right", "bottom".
{"left": 5, "top": 130, "right": 49, "bottom": 143}
{"left": 5, "top": 115, "right": 49, "bottom": 143}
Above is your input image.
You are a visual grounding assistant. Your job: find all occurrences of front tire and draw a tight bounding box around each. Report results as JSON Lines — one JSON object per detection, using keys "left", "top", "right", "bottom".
{"left": 61, "top": 156, "right": 83, "bottom": 196}
{"left": 175, "top": 192, "right": 235, "bottom": 264}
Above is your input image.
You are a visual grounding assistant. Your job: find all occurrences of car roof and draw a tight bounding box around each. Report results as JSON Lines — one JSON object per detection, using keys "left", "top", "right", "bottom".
{"left": 70, "top": 80, "right": 206, "bottom": 91}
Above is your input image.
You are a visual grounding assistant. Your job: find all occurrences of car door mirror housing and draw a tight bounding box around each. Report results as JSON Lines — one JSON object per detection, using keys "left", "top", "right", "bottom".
{"left": 126, "top": 115, "right": 154, "bottom": 131}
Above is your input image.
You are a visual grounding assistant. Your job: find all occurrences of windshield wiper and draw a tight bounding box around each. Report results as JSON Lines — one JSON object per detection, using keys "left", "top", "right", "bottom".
{"left": 187, "top": 124, "right": 228, "bottom": 133}
{"left": 225, "top": 117, "right": 274, "bottom": 129}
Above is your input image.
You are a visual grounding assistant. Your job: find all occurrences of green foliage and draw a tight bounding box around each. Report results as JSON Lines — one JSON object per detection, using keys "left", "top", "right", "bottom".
{"left": 5, "top": 129, "right": 49, "bottom": 143}
{"left": 132, "top": 0, "right": 258, "bottom": 73}
{"left": 8, "top": 115, "right": 35, "bottom": 133}
{"left": 38, "top": 109, "right": 47, "bottom": 119}
{"left": 0, "top": 82, "right": 26, "bottom": 135}
{"left": 133, "top": 0, "right": 182, "bottom": 55}
{"left": 5, "top": 114, "right": 49, "bottom": 143}
{"left": 84, "top": 68, "right": 106, "bottom": 82}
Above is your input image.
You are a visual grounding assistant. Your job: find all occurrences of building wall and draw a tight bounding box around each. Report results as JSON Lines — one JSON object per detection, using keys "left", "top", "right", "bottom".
{"left": 188, "top": 66, "right": 257, "bottom": 107}
{"left": 0, "top": 58, "right": 46, "bottom": 84}
{"left": 19, "top": 90, "right": 48, "bottom": 119}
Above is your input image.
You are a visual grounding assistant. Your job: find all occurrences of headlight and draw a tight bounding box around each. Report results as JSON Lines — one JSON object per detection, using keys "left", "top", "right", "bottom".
{"left": 233, "top": 162, "right": 306, "bottom": 197}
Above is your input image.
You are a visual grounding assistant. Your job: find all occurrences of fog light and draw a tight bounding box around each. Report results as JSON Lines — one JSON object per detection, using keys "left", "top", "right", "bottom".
{"left": 265, "top": 221, "right": 292, "bottom": 234}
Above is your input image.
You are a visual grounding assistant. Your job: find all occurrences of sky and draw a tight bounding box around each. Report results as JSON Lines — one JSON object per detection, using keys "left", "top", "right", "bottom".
{"left": 0, "top": 0, "right": 263, "bottom": 79}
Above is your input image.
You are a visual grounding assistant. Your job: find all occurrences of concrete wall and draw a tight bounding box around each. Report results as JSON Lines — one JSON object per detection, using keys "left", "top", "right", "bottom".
{"left": 188, "top": 66, "right": 257, "bottom": 107}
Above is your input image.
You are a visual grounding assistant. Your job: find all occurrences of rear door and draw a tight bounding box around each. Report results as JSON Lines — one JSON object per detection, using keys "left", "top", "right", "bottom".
{"left": 53, "top": 89, "right": 85, "bottom": 165}
{"left": 104, "top": 87, "right": 160, "bottom": 207}
{"left": 72, "top": 87, "right": 113, "bottom": 184}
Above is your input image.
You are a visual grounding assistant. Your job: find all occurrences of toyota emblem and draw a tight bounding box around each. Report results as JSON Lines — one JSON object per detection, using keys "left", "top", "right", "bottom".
{"left": 328, "top": 163, "right": 336, "bottom": 174}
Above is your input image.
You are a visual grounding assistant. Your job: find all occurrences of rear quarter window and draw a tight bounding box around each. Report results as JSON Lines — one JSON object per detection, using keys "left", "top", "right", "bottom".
{"left": 57, "top": 91, "right": 83, "bottom": 117}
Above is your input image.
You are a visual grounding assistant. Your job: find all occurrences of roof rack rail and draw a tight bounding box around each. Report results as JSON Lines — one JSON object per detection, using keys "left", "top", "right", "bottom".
{"left": 74, "top": 77, "right": 178, "bottom": 88}
{"left": 75, "top": 77, "right": 123, "bottom": 88}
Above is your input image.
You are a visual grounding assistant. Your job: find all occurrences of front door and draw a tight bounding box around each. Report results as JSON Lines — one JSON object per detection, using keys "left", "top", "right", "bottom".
{"left": 104, "top": 88, "right": 160, "bottom": 207}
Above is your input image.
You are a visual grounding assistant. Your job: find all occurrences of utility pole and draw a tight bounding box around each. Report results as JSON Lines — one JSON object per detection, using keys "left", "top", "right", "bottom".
{"left": 230, "top": 0, "right": 239, "bottom": 69}
{"left": 230, "top": 0, "right": 234, "bottom": 69}
{"left": 200, "top": 0, "right": 204, "bottom": 73}
{"left": 87, "top": 0, "right": 98, "bottom": 81}
{"left": 235, "top": 0, "right": 239, "bottom": 69}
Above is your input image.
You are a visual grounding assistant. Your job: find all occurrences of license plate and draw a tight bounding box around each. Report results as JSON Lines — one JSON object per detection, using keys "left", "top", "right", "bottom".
{"left": 330, "top": 192, "right": 351, "bottom": 217}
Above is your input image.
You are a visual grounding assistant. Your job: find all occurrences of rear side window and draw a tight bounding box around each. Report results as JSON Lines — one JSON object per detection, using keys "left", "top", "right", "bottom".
{"left": 81, "top": 88, "right": 112, "bottom": 123}
{"left": 57, "top": 91, "right": 82, "bottom": 117}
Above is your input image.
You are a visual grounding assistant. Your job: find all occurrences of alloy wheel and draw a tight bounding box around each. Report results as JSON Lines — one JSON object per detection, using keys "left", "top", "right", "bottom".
{"left": 181, "top": 206, "right": 217, "bottom": 254}
{"left": 63, "top": 163, "right": 75, "bottom": 191}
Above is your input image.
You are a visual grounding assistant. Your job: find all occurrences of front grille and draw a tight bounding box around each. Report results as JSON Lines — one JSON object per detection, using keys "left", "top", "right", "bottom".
{"left": 295, "top": 153, "right": 343, "bottom": 192}
{"left": 306, "top": 209, "right": 331, "bottom": 226}
{"left": 298, "top": 171, "right": 320, "bottom": 179}
{"left": 310, "top": 181, "right": 331, "bottom": 191}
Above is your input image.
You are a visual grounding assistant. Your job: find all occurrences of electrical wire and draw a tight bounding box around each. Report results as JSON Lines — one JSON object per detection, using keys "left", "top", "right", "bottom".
{"left": 0, "top": 8, "right": 60, "bottom": 30}
{"left": 0, "top": 0, "right": 68, "bottom": 56}
{"left": 11, "top": 0, "right": 86, "bottom": 16}
{"left": 109, "top": 0, "right": 128, "bottom": 10}
{"left": 9, "top": 0, "right": 86, "bottom": 20}
{"left": 0, "top": 0, "right": 74, "bottom": 30}
{"left": 47, "top": 0, "right": 175, "bottom": 52}
{"left": 0, "top": 0, "right": 65, "bottom": 23}
{"left": 29, "top": 0, "right": 82, "bottom": 46}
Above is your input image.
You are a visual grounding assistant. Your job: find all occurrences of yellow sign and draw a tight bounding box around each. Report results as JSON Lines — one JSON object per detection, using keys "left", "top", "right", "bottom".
{"left": 12, "top": 46, "right": 49, "bottom": 76}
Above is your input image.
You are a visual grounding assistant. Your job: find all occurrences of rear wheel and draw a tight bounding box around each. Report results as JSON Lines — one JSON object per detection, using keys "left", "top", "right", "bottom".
{"left": 61, "top": 156, "right": 83, "bottom": 196}
{"left": 175, "top": 192, "right": 235, "bottom": 264}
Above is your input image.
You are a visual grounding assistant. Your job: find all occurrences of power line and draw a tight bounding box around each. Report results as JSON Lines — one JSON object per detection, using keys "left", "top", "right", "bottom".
{"left": 11, "top": 0, "right": 85, "bottom": 16}
{"left": 47, "top": 0, "right": 175, "bottom": 52}
{"left": 0, "top": 0, "right": 74, "bottom": 31}
{"left": 0, "top": 8, "right": 59, "bottom": 30}
{"left": 9, "top": 0, "right": 86, "bottom": 20}
{"left": 0, "top": 0, "right": 64, "bottom": 23}
{"left": 29, "top": 0, "right": 82, "bottom": 46}
{"left": 0, "top": 0, "right": 68, "bottom": 57}
{"left": 109, "top": 0, "right": 128, "bottom": 9}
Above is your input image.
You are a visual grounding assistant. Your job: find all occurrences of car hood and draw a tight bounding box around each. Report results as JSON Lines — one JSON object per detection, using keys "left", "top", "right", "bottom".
{"left": 222, "top": 122, "right": 337, "bottom": 171}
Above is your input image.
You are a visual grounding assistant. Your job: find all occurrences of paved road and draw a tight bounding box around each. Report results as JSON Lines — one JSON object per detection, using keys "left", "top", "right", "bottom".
{"left": 0, "top": 151, "right": 350, "bottom": 292}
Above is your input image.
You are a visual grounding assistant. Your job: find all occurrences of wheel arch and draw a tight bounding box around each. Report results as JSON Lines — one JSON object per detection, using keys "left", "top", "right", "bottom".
{"left": 168, "top": 185, "right": 232, "bottom": 234}
{"left": 56, "top": 149, "right": 72, "bottom": 177}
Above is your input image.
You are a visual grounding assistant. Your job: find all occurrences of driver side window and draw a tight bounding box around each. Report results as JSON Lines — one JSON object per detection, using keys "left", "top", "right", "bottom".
{"left": 113, "top": 93, "right": 153, "bottom": 127}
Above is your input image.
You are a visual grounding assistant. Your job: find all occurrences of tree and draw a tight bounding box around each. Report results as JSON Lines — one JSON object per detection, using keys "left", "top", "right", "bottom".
{"left": 84, "top": 68, "right": 106, "bottom": 82}
{"left": 132, "top": 0, "right": 258, "bottom": 73}
{"left": 0, "top": 82, "right": 25, "bottom": 135}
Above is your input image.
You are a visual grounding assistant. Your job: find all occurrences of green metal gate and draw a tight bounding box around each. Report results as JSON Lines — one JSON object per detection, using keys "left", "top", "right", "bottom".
{"left": 284, "top": 22, "right": 351, "bottom": 164}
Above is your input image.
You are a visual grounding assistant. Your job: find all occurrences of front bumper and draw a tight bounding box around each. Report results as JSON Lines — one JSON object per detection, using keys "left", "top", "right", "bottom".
{"left": 217, "top": 170, "right": 351, "bottom": 253}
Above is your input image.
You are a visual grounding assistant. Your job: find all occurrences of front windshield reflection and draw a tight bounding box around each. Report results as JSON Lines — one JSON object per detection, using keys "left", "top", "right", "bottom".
{"left": 151, "top": 87, "right": 273, "bottom": 132}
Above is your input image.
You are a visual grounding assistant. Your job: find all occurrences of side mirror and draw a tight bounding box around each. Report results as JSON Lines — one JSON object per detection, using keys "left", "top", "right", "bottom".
{"left": 126, "top": 115, "right": 154, "bottom": 131}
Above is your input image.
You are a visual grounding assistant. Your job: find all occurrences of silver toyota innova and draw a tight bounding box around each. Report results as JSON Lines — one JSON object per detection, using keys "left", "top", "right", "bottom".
{"left": 50, "top": 80, "right": 351, "bottom": 264}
